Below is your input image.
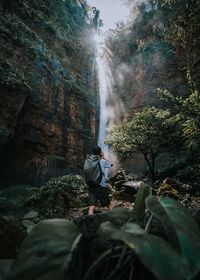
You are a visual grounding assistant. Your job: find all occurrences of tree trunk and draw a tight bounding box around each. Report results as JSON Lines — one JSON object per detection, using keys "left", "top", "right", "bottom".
{"left": 143, "top": 153, "right": 155, "bottom": 186}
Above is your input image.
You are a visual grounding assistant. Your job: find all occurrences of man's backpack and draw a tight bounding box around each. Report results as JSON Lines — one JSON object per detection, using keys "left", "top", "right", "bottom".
{"left": 83, "top": 155, "right": 102, "bottom": 186}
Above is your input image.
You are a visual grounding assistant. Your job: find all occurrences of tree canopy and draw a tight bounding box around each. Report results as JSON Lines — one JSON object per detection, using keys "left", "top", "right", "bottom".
{"left": 106, "top": 107, "right": 178, "bottom": 184}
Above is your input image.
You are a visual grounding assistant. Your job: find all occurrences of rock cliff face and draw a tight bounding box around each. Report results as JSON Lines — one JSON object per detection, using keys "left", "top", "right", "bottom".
{"left": 107, "top": 33, "right": 188, "bottom": 119}
{"left": 0, "top": 0, "right": 98, "bottom": 184}
{"left": 106, "top": 7, "right": 189, "bottom": 175}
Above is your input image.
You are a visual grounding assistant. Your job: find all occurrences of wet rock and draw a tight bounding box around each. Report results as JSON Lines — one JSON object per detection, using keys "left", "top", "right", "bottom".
{"left": 21, "top": 210, "right": 39, "bottom": 233}
{"left": 122, "top": 181, "right": 142, "bottom": 194}
{"left": 109, "top": 169, "right": 126, "bottom": 188}
{"left": 163, "top": 178, "right": 193, "bottom": 194}
{"left": 109, "top": 170, "right": 143, "bottom": 203}
{"left": 21, "top": 220, "right": 36, "bottom": 234}
{"left": 23, "top": 210, "right": 38, "bottom": 220}
{"left": 157, "top": 181, "right": 181, "bottom": 200}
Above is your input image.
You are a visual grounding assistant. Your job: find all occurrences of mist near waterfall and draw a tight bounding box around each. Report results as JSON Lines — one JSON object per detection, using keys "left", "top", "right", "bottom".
{"left": 96, "top": 38, "right": 126, "bottom": 169}
{"left": 92, "top": 0, "right": 141, "bottom": 167}
{"left": 95, "top": 37, "right": 129, "bottom": 169}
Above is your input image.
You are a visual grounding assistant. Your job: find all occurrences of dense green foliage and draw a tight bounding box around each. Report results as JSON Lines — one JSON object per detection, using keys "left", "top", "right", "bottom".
{"left": 157, "top": 89, "right": 200, "bottom": 150}
{"left": 105, "top": 0, "right": 200, "bottom": 184}
{"left": 3, "top": 196, "right": 200, "bottom": 280}
{"left": 106, "top": 107, "right": 177, "bottom": 184}
{"left": 26, "top": 175, "right": 87, "bottom": 219}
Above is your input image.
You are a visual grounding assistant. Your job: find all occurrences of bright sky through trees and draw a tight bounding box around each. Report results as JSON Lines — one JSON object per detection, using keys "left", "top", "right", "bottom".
{"left": 87, "top": 0, "right": 130, "bottom": 32}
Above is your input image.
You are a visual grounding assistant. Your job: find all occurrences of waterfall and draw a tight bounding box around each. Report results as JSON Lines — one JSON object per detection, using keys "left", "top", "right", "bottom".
{"left": 88, "top": 0, "right": 130, "bottom": 169}
{"left": 96, "top": 39, "right": 113, "bottom": 178}
{"left": 95, "top": 35, "right": 124, "bottom": 170}
{"left": 97, "top": 45, "right": 109, "bottom": 157}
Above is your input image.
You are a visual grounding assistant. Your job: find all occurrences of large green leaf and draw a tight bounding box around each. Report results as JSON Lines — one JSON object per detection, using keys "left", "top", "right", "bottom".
{"left": 99, "top": 221, "right": 187, "bottom": 280}
{"left": 146, "top": 196, "right": 180, "bottom": 249}
{"left": 159, "top": 197, "right": 200, "bottom": 278}
{"left": 134, "top": 183, "right": 151, "bottom": 221}
{"left": 6, "top": 219, "right": 82, "bottom": 280}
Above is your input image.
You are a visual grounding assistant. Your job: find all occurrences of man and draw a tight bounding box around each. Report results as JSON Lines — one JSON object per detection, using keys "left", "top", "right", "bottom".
{"left": 88, "top": 146, "right": 113, "bottom": 215}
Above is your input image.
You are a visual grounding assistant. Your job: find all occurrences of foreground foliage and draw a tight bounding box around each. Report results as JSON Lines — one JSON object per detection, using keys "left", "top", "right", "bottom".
{"left": 6, "top": 219, "right": 82, "bottom": 280}
{"left": 2, "top": 185, "right": 200, "bottom": 280}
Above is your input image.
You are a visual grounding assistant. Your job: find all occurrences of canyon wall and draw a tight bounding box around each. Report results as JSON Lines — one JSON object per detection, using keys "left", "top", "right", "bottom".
{"left": 106, "top": 4, "right": 189, "bottom": 175}
{"left": 0, "top": 0, "right": 98, "bottom": 184}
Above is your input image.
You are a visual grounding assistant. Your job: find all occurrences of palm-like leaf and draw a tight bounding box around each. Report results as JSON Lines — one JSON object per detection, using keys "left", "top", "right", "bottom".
{"left": 99, "top": 221, "right": 187, "bottom": 280}
{"left": 146, "top": 196, "right": 180, "bottom": 249}
{"left": 159, "top": 197, "right": 200, "bottom": 278}
{"left": 6, "top": 219, "right": 82, "bottom": 280}
{"left": 134, "top": 183, "right": 150, "bottom": 221}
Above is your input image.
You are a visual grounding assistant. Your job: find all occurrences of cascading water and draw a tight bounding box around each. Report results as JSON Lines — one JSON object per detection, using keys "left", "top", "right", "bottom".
{"left": 95, "top": 34, "right": 125, "bottom": 169}
{"left": 97, "top": 43, "right": 109, "bottom": 157}
{"left": 89, "top": 0, "right": 130, "bottom": 166}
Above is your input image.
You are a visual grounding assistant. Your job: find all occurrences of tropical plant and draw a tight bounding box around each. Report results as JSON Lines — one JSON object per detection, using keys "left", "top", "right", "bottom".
{"left": 157, "top": 89, "right": 200, "bottom": 154}
{"left": 84, "top": 195, "right": 200, "bottom": 280}
{"left": 106, "top": 107, "right": 177, "bottom": 184}
{"left": 133, "top": 182, "right": 151, "bottom": 221}
{"left": 5, "top": 219, "right": 82, "bottom": 280}
{"left": 2, "top": 192, "right": 200, "bottom": 280}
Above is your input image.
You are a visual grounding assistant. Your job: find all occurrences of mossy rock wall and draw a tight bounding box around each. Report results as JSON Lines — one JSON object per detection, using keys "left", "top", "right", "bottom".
{"left": 0, "top": 0, "right": 98, "bottom": 184}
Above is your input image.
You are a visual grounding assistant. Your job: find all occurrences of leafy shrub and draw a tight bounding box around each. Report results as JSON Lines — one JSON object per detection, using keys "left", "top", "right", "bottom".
{"left": 26, "top": 175, "right": 88, "bottom": 219}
